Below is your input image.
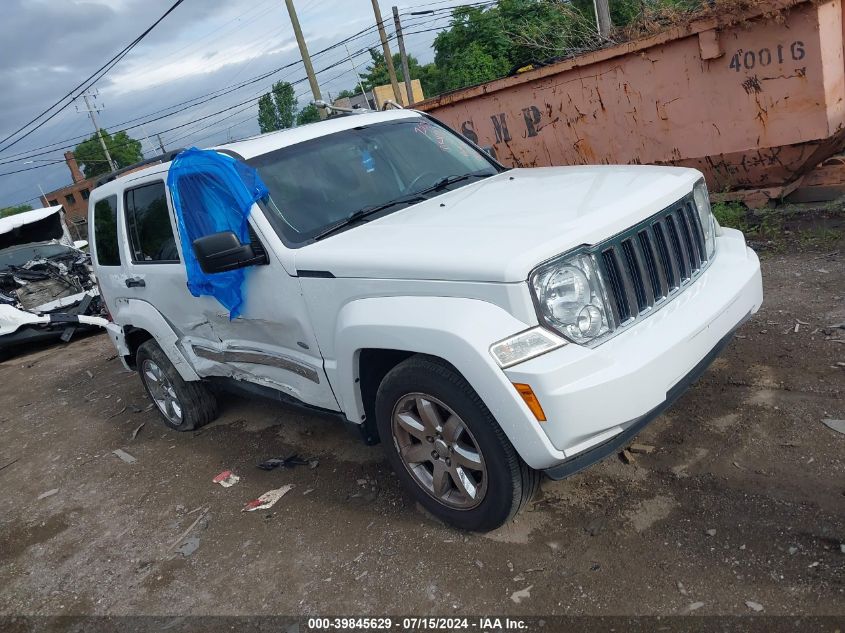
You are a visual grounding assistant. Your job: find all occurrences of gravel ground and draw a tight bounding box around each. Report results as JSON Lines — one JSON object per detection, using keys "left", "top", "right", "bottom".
{"left": 0, "top": 245, "right": 842, "bottom": 617}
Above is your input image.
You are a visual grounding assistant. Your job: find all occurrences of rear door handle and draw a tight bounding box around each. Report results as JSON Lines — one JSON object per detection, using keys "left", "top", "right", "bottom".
{"left": 125, "top": 277, "right": 146, "bottom": 288}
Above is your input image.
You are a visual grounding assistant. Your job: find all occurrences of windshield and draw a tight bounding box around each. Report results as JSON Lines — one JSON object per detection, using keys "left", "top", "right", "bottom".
{"left": 248, "top": 117, "right": 499, "bottom": 244}
{"left": 0, "top": 243, "right": 78, "bottom": 270}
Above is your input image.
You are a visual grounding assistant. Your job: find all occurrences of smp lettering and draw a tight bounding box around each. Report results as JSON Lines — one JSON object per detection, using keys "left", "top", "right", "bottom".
{"left": 461, "top": 107, "right": 545, "bottom": 146}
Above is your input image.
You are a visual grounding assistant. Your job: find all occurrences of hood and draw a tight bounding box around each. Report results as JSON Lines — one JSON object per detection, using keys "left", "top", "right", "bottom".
{"left": 294, "top": 165, "right": 702, "bottom": 283}
{"left": 0, "top": 205, "right": 74, "bottom": 251}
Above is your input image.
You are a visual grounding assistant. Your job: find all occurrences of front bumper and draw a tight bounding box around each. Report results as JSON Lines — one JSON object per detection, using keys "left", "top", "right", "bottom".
{"left": 504, "top": 228, "right": 762, "bottom": 471}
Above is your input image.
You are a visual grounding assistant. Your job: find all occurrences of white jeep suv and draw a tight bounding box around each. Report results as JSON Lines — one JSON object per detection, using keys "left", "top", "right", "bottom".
{"left": 88, "top": 110, "right": 762, "bottom": 531}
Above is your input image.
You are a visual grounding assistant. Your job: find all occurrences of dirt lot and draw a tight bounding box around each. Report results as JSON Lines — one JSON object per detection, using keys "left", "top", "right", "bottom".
{"left": 0, "top": 241, "right": 843, "bottom": 617}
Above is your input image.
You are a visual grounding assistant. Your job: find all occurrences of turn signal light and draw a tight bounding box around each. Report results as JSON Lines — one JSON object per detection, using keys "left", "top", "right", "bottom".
{"left": 513, "top": 383, "right": 547, "bottom": 422}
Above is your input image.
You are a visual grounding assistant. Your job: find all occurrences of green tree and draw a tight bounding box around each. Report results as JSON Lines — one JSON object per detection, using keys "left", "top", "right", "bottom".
{"left": 359, "top": 49, "right": 425, "bottom": 89}
{"left": 257, "top": 81, "right": 297, "bottom": 133}
{"left": 296, "top": 104, "right": 321, "bottom": 126}
{"left": 336, "top": 88, "right": 362, "bottom": 99}
{"left": 442, "top": 42, "right": 506, "bottom": 92}
{"left": 74, "top": 130, "right": 143, "bottom": 178}
{"left": 258, "top": 93, "right": 278, "bottom": 134}
{"left": 272, "top": 81, "right": 297, "bottom": 129}
{"left": 0, "top": 203, "right": 33, "bottom": 218}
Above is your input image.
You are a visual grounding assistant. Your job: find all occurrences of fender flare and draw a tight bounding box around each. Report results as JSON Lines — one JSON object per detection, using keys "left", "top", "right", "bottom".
{"left": 332, "top": 295, "right": 563, "bottom": 469}
{"left": 112, "top": 298, "right": 200, "bottom": 381}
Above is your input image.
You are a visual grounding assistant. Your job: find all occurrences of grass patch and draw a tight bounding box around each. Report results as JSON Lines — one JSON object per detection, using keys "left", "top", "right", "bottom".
{"left": 798, "top": 225, "right": 843, "bottom": 248}
{"left": 712, "top": 200, "right": 749, "bottom": 232}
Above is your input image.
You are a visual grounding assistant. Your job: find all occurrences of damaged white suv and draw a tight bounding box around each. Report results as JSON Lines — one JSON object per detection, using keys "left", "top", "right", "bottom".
{"left": 89, "top": 110, "right": 762, "bottom": 531}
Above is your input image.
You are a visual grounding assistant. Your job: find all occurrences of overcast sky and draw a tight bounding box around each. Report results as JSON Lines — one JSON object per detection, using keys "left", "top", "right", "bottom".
{"left": 0, "top": 0, "right": 468, "bottom": 208}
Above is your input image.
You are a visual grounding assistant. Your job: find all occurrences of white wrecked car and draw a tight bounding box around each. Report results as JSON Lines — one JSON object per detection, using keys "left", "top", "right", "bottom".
{"left": 0, "top": 206, "right": 104, "bottom": 352}
{"left": 88, "top": 110, "right": 763, "bottom": 531}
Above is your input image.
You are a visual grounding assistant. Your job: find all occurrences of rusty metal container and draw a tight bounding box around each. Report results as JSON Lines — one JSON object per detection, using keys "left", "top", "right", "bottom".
{"left": 417, "top": 0, "right": 845, "bottom": 197}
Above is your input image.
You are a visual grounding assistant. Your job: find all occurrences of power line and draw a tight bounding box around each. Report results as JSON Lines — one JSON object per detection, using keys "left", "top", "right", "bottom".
{"left": 0, "top": 21, "right": 389, "bottom": 166}
{"left": 0, "top": 3, "right": 472, "bottom": 178}
{"left": 0, "top": 0, "right": 188, "bottom": 155}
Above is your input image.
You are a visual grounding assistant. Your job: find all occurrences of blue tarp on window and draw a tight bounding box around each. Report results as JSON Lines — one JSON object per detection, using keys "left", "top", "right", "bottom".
{"left": 167, "top": 148, "right": 269, "bottom": 319}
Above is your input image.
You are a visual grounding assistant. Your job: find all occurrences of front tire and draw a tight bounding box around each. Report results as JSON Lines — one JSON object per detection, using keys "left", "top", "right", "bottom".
{"left": 136, "top": 340, "right": 218, "bottom": 431}
{"left": 375, "top": 355, "right": 539, "bottom": 531}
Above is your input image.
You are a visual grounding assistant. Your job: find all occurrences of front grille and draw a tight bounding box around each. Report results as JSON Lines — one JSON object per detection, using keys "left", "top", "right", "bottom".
{"left": 597, "top": 195, "right": 709, "bottom": 328}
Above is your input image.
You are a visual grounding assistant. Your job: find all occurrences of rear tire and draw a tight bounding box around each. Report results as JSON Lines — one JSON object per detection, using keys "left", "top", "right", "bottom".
{"left": 136, "top": 339, "right": 218, "bottom": 431}
{"left": 375, "top": 355, "right": 539, "bottom": 531}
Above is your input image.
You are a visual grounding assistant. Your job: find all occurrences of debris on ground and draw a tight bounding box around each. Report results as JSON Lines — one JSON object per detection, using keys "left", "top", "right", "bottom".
{"left": 176, "top": 536, "right": 200, "bottom": 557}
{"left": 706, "top": 529, "right": 717, "bottom": 536}
{"left": 112, "top": 449, "right": 137, "bottom": 464}
{"left": 629, "top": 443, "right": 656, "bottom": 454}
{"left": 676, "top": 581, "right": 688, "bottom": 596}
{"left": 106, "top": 405, "right": 127, "bottom": 420}
{"left": 619, "top": 448, "right": 635, "bottom": 464}
{"left": 686, "top": 601, "right": 705, "bottom": 612}
{"left": 130, "top": 423, "right": 145, "bottom": 441}
{"left": 745, "top": 600, "right": 764, "bottom": 612}
{"left": 212, "top": 470, "right": 240, "bottom": 487}
{"left": 0, "top": 458, "right": 20, "bottom": 474}
{"left": 821, "top": 419, "right": 845, "bottom": 435}
{"left": 257, "top": 454, "right": 314, "bottom": 471}
{"left": 168, "top": 507, "right": 210, "bottom": 551}
{"left": 510, "top": 585, "right": 533, "bottom": 604}
{"left": 37, "top": 488, "right": 59, "bottom": 500}
{"left": 242, "top": 484, "right": 294, "bottom": 512}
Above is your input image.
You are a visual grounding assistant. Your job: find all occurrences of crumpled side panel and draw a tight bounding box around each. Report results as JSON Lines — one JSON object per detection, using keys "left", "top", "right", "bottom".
{"left": 167, "top": 148, "right": 269, "bottom": 319}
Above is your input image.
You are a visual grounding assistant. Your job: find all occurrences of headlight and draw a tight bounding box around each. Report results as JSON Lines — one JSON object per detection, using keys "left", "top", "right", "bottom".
{"left": 529, "top": 251, "right": 614, "bottom": 345}
{"left": 693, "top": 179, "right": 716, "bottom": 260}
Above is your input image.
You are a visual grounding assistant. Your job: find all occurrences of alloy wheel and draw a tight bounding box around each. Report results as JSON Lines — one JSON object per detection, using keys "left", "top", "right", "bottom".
{"left": 141, "top": 359, "right": 184, "bottom": 426}
{"left": 391, "top": 393, "right": 488, "bottom": 510}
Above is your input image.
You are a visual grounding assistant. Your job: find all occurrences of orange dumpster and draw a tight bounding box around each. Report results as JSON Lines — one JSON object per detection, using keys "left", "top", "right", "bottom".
{"left": 418, "top": 0, "right": 845, "bottom": 199}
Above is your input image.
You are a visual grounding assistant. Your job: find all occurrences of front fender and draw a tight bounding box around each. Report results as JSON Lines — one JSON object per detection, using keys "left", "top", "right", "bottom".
{"left": 111, "top": 298, "right": 200, "bottom": 381}
{"left": 332, "top": 296, "right": 565, "bottom": 469}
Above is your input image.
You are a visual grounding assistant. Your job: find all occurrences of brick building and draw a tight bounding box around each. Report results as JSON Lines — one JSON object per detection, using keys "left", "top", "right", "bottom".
{"left": 39, "top": 152, "right": 97, "bottom": 240}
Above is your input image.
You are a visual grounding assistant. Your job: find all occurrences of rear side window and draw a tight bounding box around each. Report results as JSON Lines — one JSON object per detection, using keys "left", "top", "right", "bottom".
{"left": 93, "top": 195, "right": 120, "bottom": 266}
{"left": 124, "top": 182, "right": 180, "bottom": 263}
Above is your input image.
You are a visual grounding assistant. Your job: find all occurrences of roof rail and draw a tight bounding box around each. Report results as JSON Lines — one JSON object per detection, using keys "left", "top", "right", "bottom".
{"left": 93, "top": 148, "right": 186, "bottom": 189}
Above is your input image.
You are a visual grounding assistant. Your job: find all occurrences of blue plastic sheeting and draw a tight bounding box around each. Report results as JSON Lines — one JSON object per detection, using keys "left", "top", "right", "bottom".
{"left": 167, "top": 148, "right": 269, "bottom": 319}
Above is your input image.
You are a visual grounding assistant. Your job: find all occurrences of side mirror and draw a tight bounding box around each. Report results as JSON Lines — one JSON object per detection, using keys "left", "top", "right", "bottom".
{"left": 192, "top": 231, "right": 267, "bottom": 274}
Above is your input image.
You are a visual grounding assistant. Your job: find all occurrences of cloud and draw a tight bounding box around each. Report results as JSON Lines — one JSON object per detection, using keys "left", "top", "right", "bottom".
{"left": 0, "top": 0, "right": 465, "bottom": 207}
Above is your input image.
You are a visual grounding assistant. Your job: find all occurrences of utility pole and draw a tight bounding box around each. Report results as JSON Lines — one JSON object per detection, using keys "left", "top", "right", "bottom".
{"left": 284, "top": 0, "right": 325, "bottom": 118}
{"left": 156, "top": 134, "right": 166, "bottom": 154}
{"left": 370, "top": 0, "right": 402, "bottom": 103}
{"left": 140, "top": 124, "right": 153, "bottom": 158}
{"left": 38, "top": 184, "right": 49, "bottom": 207}
{"left": 79, "top": 91, "right": 117, "bottom": 172}
{"left": 392, "top": 6, "right": 414, "bottom": 105}
{"left": 345, "top": 43, "right": 368, "bottom": 102}
{"left": 593, "top": 0, "right": 612, "bottom": 39}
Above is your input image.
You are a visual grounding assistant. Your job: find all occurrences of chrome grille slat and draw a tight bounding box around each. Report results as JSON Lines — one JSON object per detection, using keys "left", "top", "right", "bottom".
{"left": 595, "top": 193, "right": 711, "bottom": 335}
{"left": 684, "top": 202, "right": 708, "bottom": 262}
{"left": 631, "top": 232, "right": 657, "bottom": 308}
{"left": 677, "top": 206, "right": 701, "bottom": 271}
{"left": 652, "top": 220, "right": 679, "bottom": 291}
{"left": 638, "top": 228, "right": 667, "bottom": 301}
{"left": 612, "top": 246, "right": 639, "bottom": 322}
{"left": 665, "top": 215, "right": 690, "bottom": 281}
